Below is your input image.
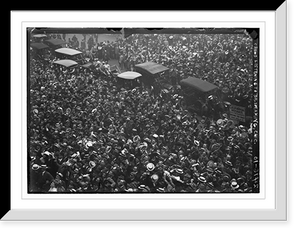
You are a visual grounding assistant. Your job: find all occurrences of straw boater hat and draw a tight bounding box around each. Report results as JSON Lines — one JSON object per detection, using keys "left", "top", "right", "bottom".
{"left": 231, "top": 181, "right": 239, "bottom": 190}
{"left": 174, "top": 168, "right": 184, "bottom": 174}
{"left": 133, "top": 135, "right": 141, "bottom": 142}
{"left": 225, "top": 161, "right": 233, "bottom": 167}
{"left": 89, "top": 161, "right": 96, "bottom": 168}
{"left": 156, "top": 188, "right": 165, "bottom": 192}
{"left": 199, "top": 176, "right": 207, "bottom": 183}
{"left": 121, "top": 148, "right": 128, "bottom": 155}
{"left": 151, "top": 174, "right": 159, "bottom": 181}
{"left": 146, "top": 163, "right": 155, "bottom": 171}
{"left": 138, "top": 142, "right": 148, "bottom": 149}
{"left": 32, "top": 164, "right": 40, "bottom": 171}
{"left": 227, "top": 136, "right": 234, "bottom": 142}
{"left": 216, "top": 119, "right": 223, "bottom": 126}
{"left": 138, "top": 185, "right": 150, "bottom": 192}
{"left": 106, "top": 146, "right": 112, "bottom": 153}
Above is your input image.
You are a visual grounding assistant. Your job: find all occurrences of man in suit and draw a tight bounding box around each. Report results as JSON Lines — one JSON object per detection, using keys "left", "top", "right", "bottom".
{"left": 29, "top": 164, "right": 54, "bottom": 192}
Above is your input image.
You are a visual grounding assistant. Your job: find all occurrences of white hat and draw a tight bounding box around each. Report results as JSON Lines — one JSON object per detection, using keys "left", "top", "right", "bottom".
{"left": 231, "top": 181, "right": 239, "bottom": 189}
{"left": 199, "top": 176, "right": 206, "bottom": 183}
{"left": 32, "top": 164, "right": 40, "bottom": 171}
{"left": 106, "top": 146, "right": 112, "bottom": 153}
{"left": 86, "top": 141, "right": 93, "bottom": 147}
{"left": 216, "top": 119, "right": 223, "bottom": 126}
{"left": 89, "top": 161, "right": 96, "bottom": 168}
{"left": 151, "top": 174, "right": 159, "bottom": 181}
{"left": 133, "top": 135, "right": 141, "bottom": 142}
{"left": 173, "top": 168, "right": 184, "bottom": 174}
{"left": 121, "top": 148, "right": 128, "bottom": 155}
{"left": 146, "top": 163, "right": 155, "bottom": 171}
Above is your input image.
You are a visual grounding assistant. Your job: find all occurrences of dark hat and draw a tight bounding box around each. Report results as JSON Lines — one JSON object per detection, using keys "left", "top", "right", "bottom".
{"left": 223, "top": 174, "right": 231, "bottom": 182}
{"left": 206, "top": 167, "right": 214, "bottom": 173}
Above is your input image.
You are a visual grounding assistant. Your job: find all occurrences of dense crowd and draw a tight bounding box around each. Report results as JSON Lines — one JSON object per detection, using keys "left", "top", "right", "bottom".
{"left": 79, "top": 33, "right": 254, "bottom": 111}
{"left": 29, "top": 31, "right": 256, "bottom": 193}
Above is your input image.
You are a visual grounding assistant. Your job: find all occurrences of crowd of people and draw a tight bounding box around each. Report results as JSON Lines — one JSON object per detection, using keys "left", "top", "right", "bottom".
{"left": 29, "top": 30, "right": 256, "bottom": 193}
{"left": 72, "top": 33, "right": 254, "bottom": 111}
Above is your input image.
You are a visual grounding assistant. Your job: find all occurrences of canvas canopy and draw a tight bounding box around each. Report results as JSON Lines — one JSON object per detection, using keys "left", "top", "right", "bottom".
{"left": 134, "top": 61, "right": 169, "bottom": 75}
{"left": 55, "top": 48, "right": 82, "bottom": 56}
{"left": 45, "top": 39, "right": 67, "bottom": 46}
{"left": 180, "top": 77, "right": 218, "bottom": 93}
{"left": 30, "top": 43, "right": 49, "bottom": 50}
{"left": 32, "top": 34, "right": 47, "bottom": 38}
{"left": 53, "top": 59, "right": 78, "bottom": 68}
{"left": 117, "top": 71, "right": 142, "bottom": 80}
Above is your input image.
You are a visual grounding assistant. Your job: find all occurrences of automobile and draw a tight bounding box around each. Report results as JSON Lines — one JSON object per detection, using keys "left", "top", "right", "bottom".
{"left": 180, "top": 76, "right": 219, "bottom": 99}
{"left": 116, "top": 71, "right": 143, "bottom": 89}
{"left": 54, "top": 47, "right": 91, "bottom": 68}
{"left": 44, "top": 39, "right": 68, "bottom": 49}
{"left": 134, "top": 61, "right": 169, "bottom": 86}
{"left": 30, "top": 42, "right": 51, "bottom": 60}
{"left": 179, "top": 77, "right": 226, "bottom": 118}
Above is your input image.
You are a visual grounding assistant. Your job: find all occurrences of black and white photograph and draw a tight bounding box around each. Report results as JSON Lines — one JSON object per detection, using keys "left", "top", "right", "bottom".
{"left": 27, "top": 27, "right": 259, "bottom": 194}
{"left": 6, "top": 3, "right": 289, "bottom": 223}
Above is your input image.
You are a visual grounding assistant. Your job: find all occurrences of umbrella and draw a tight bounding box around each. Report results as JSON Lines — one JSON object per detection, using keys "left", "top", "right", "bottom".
{"left": 117, "top": 71, "right": 142, "bottom": 80}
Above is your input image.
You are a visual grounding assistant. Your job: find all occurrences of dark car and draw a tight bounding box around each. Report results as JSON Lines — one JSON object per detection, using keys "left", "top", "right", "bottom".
{"left": 179, "top": 77, "right": 225, "bottom": 118}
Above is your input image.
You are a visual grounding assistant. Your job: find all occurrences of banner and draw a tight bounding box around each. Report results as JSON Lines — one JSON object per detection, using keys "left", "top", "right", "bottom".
{"left": 229, "top": 104, "right": 246, "bottom": 122}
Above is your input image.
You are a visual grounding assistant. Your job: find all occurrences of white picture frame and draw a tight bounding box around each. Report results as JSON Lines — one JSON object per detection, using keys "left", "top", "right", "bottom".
{"left": 5, "top": 2, "right": 287, "bottom": 221}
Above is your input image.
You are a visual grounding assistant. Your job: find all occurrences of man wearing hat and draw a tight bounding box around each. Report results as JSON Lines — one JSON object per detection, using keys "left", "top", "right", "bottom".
{"left": 30, "top": 164, "right": 54, "bottom": 192}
